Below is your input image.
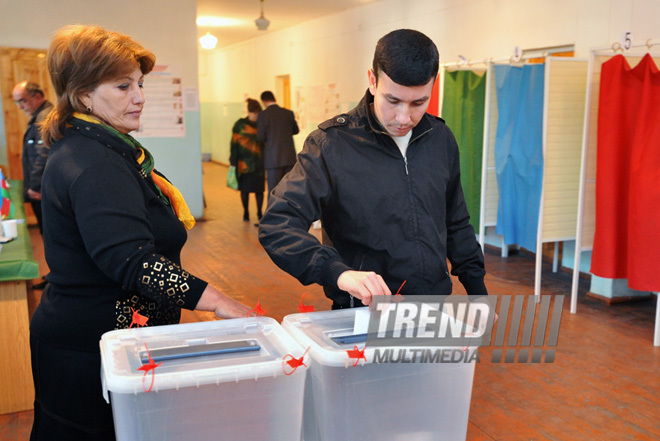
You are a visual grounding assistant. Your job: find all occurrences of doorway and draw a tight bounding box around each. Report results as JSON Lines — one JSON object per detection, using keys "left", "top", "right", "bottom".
{"left": 276, "top": 75, "right": 291, "bottom": 109}
{"left": 0, "top": 46, "right": 54, "bottom": 224}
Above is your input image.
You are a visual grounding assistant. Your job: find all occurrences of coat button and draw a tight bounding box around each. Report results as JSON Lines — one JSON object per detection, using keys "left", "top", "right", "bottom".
{"left": 336, "top": 117, "right": 346, "bottom": 124}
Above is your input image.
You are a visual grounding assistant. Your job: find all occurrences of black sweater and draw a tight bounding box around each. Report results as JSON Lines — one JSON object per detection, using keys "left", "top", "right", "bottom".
{"left": 32, "top": 119, "right": 207, "bottom": 351}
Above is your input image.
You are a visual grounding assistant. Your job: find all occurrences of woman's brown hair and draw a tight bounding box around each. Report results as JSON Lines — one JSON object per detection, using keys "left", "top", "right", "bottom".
{"left": 246, "top": 98, "right": 262, "bottom": 114}
{"left": 40, "top": 25, "right": 156, "bottom": 146}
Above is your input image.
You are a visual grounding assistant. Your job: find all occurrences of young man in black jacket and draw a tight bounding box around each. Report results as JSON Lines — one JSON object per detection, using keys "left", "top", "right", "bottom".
{"left": 259, "top": 29, "right": 488, "bottom": 309}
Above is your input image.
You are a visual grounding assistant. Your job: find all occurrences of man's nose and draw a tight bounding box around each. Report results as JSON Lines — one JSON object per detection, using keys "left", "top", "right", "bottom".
{"left": 396, "top": 107, "right": 411, "bottom": 125}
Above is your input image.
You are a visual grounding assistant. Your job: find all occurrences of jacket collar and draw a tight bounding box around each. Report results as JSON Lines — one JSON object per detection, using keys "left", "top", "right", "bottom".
{"left": 357, "top": 89, "right": 433, "bottom": 141}
{"left": 28, "top": 100, "right": 52, "bottom": 125}
{"left": 66, "top": 117, "right": 140, "bottom": 162}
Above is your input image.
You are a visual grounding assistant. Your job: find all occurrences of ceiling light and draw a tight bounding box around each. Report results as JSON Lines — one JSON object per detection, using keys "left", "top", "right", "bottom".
{"left": 197, "top": 16, "right": 242, "bottom": 27}
{"left": 255, "top": 0, "right": 270, "bottom": 31}
{"left": 199, "top": 32, "right": 218, "bottom": 50}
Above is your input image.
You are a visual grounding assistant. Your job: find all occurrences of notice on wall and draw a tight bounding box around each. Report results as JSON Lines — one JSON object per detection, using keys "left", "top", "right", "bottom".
{"left": 325, "top": 83, "right": 340, "bottom": 120}
{"left": 295, "top": 86, "right": 307, "bottom": 129}
{"left": 183, "top": 88, "right": 199, "bottom": 112}
{"left": 135, "top": 65, "right": 185, "bottom": 138}
{"left": 295, "top": 84, "right": 341, "bottom": 131}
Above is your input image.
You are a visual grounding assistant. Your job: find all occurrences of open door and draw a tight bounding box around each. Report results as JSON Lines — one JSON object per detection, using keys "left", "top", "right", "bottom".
{"left": 0, "top": 47, "right": 54, "bottom": 224}
{"left": 276, "top": 74, "right": 291, "bottom": 109}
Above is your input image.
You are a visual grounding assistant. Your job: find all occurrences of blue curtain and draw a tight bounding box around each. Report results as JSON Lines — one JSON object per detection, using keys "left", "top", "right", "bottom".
{"left": 493, "top": 64, "right": 545, "bottom": 252}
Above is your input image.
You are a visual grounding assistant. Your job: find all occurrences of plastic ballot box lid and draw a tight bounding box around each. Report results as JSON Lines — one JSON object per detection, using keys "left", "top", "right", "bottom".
{"left": 282, "top": 306, "right": 481, "bottom": 367}
{"left": 100, "top": 317, "right": 308, "bottom": 395}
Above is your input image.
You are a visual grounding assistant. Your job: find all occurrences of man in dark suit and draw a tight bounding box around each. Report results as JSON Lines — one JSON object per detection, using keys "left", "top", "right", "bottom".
{"left": 13, "top": 80, "right": 53, "bottom": 289}
{"left": 257, "top": 91, "right": 300, "bottom": 196}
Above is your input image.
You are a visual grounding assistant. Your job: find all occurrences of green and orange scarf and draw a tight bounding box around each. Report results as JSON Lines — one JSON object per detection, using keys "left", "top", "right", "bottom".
{"left": 73, "top": 112, "right": 196, "bottom": 230}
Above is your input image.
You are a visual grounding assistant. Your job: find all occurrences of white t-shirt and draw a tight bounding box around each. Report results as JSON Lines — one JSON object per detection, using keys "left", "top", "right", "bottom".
{"left": 390, "top": 131, "right": 413, "bottom": 158}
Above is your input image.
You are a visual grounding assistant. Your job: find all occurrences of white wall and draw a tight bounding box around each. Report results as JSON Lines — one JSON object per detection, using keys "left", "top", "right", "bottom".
{"left": 204, "top": 0, "right": 660, "bottom": 99}
{"left": 0, "top": 0, "right": 205, "bottom": 217}
{"left": 199, "top": 0, "right": 660, "bottom": 161}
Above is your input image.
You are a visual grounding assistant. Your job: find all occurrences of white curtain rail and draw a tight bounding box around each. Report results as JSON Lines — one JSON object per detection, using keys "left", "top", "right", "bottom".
{"left": 441, "top": 59, "right": 491, "bottom": 68}
{"left": 440, "top": 53, "right": 558, "bottom": 69}
{"left": 591, "top": 38, "right": 660, "bottom": 54}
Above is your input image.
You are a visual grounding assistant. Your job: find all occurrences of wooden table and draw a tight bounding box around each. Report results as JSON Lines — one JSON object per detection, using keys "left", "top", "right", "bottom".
{"left": 0, "top": 180, "right": 39, "bottom": 414}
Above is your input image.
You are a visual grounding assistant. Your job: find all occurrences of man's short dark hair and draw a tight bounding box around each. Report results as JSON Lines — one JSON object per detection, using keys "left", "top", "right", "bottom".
{"left": 372, "top": 29, "right": 439, "bottom": 86}
{"left": 260, "top": 91, "right": 275, "bottom": 102}
{"left": 25, "top": 82, "right": 44, "bottom": 98}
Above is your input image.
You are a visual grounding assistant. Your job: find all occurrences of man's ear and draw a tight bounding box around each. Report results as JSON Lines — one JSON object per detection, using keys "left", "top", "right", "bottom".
{"left": 367, "top": 68, "right": 377, "bottom": 95}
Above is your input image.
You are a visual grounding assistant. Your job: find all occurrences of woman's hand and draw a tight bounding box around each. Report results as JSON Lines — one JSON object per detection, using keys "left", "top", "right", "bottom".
{"left": 195, "top": 285, "right": 254, "bottom": 319}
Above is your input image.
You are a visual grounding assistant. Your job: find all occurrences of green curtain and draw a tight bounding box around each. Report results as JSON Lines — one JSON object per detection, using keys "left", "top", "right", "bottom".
{"left": 441, "top": 70, "right": 487, "bottom": 231}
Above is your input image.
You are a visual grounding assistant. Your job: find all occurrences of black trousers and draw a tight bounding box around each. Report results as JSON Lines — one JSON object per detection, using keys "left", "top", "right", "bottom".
{"left": 30, "top": 200, "right": 43, "bottom": 235}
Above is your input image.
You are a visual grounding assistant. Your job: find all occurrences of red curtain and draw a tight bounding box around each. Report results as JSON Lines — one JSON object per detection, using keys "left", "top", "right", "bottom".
{"left": 427, "top": 74, "right": 440, "bottom": 116}
{"left": 591, "top": 54, "right": 660, "bottom": 291}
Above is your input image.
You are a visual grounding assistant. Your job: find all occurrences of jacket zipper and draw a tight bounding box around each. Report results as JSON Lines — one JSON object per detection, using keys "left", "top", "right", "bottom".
{"left": 378, "top": 127, "right": 431, "bottom": 175}
{"left": 402, "top": 134, "right": 430, "bottom": 278}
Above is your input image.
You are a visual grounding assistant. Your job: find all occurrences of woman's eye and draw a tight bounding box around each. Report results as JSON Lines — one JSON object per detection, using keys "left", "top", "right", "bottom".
{"left": 118, "top": 84, "right": 129, "bottom": 90}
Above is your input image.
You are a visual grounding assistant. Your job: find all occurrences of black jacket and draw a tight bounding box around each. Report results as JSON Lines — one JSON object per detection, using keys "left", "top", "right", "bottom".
{"left": 22, "top": 100, "right": 53, "bottom": 201}
{"left": 256, "top": 104, "right": 300, "bottom": 169}
{"left": 259, "top": 90, "right": 487, "bottom": 308}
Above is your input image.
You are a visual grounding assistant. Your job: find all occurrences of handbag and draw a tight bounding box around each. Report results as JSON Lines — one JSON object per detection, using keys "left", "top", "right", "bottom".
{"left": 226, "top": 165, "right": 239, "bottom": 190}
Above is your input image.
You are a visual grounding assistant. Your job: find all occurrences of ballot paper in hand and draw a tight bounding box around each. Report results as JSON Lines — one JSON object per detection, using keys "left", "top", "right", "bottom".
{"left": 352, "top": 307, "right": 370, "bottom": 335}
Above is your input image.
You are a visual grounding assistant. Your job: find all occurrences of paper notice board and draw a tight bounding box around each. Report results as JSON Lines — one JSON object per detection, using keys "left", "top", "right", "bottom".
{"left": 136, "top": 65, "right": 185, "bottom": 138}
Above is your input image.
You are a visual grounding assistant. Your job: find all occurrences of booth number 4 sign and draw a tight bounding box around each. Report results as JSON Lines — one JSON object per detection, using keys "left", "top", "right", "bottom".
{"left": 512, "top": 46, "right": 522, "bottom": 62}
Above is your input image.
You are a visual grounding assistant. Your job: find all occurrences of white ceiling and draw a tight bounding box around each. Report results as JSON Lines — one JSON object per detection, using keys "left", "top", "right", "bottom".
{"left": 196, "top": 0, "right": 380, "bottom": 49}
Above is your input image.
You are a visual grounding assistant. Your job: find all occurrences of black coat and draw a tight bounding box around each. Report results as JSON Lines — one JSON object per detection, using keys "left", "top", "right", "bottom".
{"left": 259, "top": 90, "right": 487, "bottom": 308}
{"left": 22, "top": 100, "right": 52, "bottom": 201}
{"left": 256, "top": 104, "right": 300, "bottom": 169}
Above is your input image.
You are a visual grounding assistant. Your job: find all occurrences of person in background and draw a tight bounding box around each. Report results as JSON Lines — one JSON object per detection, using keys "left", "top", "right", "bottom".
{"left": 259, "top": 29, "right": 488, "bottom": 308}
{"left": 12, "top": 81, "right": 53, "bottom": 289}
{"left": 31, "top": 24, "right": 253, "bottom": 440}
{"left": 230, "top": 98, "right": 265, "bottom": 224}
{"left": 256, "top": 90, "right": 300, "bottom": 196}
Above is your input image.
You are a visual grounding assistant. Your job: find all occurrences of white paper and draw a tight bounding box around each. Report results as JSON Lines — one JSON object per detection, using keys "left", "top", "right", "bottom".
{"left": 183, "top": 88, "right": 199, "bottom": 112}
{"left": 352, "top": 308, "right": 371, "bottom": 335}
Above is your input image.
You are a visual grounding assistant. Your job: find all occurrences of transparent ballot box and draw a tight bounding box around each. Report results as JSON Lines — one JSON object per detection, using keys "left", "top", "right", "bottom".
{"left": 100, "top": 317, "right": 307, "bottom": 441}
{"left": 282, "top": 307, "right": 479, "bottom": 441}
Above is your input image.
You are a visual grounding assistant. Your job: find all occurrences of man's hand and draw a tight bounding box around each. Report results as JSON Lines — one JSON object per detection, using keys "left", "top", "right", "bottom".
{"left": 337, "top": 270, "right": 391, "bottom": 306}
{"left": 27, "top": 189, "right": 41, "bottom": 201}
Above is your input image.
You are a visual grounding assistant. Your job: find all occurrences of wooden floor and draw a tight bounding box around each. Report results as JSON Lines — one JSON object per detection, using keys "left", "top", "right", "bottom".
{"left": 2, "top": 161, "right": 659, "bottom": 440}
